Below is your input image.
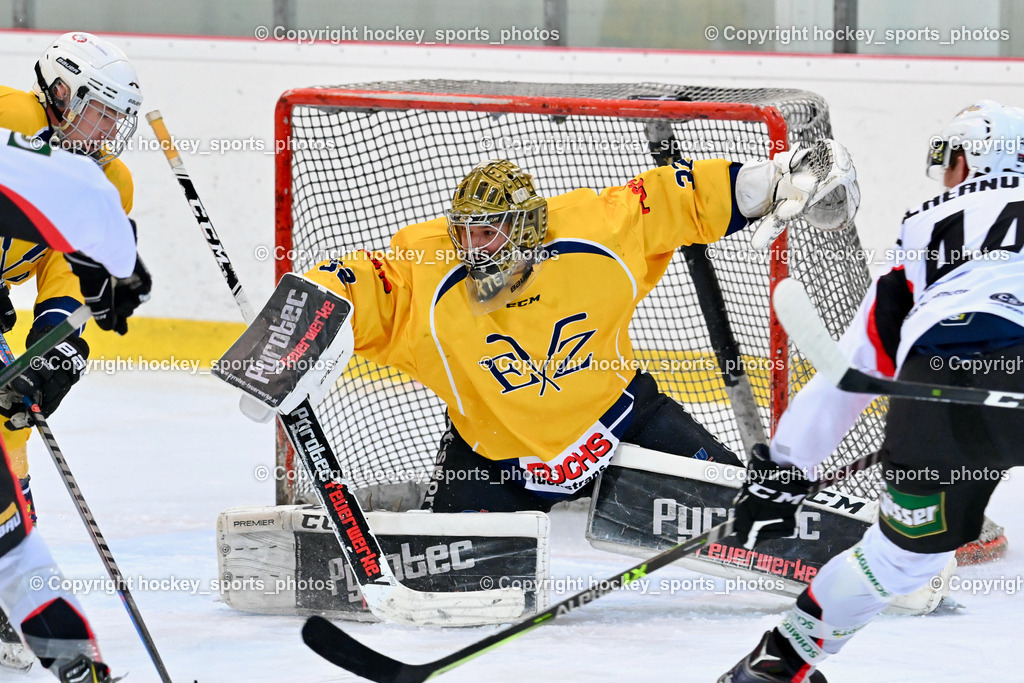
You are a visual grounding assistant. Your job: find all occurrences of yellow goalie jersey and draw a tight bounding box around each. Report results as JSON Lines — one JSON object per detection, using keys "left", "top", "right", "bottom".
{"left": 306, "top": 159, "right": 747, "bottom": 495}
{"left": 0, "top": 87, "right": 134, "bottom": 465}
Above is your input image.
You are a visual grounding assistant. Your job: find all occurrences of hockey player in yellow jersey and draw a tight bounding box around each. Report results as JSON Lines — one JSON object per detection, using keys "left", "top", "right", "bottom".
{"left": 302, "top": 151, "right": 859, "bottom": 512}
{"left": 0, "top": 32, "right": 142, "bottom": 524}
{"left": 0, "top": 126, "right": 151, "bottom": 681}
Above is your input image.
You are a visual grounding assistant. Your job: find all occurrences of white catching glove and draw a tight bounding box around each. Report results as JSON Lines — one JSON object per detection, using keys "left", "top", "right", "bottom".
{"left": 736, "top": 139, "right": 861, "bottom": 250}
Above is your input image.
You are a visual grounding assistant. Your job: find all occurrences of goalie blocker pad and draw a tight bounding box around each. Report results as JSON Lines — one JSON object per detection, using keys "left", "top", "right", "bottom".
{"left": 214, "top": 272, "right": 354, "bottom": 419}
{"left": 588, "top": 445, "right": 952, "bottom": 615}
{"left": 217, "top": 505, "right": 550, "bottom": 624}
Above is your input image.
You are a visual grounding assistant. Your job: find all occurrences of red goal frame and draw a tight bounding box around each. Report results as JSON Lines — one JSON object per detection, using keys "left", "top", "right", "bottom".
{"left": 273, "top": 88, "right": 792, "bottom": 505}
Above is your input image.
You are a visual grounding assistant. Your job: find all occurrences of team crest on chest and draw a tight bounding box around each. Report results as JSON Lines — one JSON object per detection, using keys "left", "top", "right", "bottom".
{"left": 480, "top": 312, "right": 595, "bottom": 395}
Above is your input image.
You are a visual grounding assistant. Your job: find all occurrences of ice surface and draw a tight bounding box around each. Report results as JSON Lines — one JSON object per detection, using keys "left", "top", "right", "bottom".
{"left": 13, "top": 370, "right": 1021, "bottom": 682}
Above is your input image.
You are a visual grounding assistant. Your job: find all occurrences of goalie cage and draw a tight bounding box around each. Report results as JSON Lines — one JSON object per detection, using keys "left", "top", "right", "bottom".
{"left": 273, "top": 80, "right": 887, "bottom": 510}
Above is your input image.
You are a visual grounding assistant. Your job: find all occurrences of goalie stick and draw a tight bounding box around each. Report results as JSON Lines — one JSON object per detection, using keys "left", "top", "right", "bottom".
{"left": 644, "top": 116, "right": 767, "bottom": 457}
{"left": 773, "top": 278, "right": 1024, "bottom": 410}
{"left": 302, "top": 449, "right": 882, "bottom": 683}
{"left": 146, "top": 111, "right": 524, "bottom": 626}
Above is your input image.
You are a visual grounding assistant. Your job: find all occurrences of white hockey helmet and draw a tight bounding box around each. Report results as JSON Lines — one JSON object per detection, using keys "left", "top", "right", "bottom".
{"left": 927, "top": 100, "right": 1024, "bottom": 180}
{"left": 33, "top": 32, "right": 142, "bottom": 164}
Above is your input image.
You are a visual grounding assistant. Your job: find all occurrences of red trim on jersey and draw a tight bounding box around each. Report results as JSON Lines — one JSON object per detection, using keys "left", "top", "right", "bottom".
{"left": 866, "top": 266, "right": 908, "bottom": 378}
{"left": 0, "top": 439, "right": 31, "bottom": 536}
{"left": 0, "top": 184, "right": 75, "bottom": 253}
{"left": 22, "top": 597, "right": 99, "bottom": 648}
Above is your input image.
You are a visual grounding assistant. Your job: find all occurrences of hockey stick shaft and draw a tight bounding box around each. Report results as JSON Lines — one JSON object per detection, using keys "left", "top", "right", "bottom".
{"left": 681, "top": 243, "right": 767, "bottom": 453}
{"left": 774, "top": 278, "right": 1024, "bottom": 410}
{"left": 26, "top": 400, "right": 174, "bottom": 682}
{"left": 644, "top": 118, "right": 767, "bottom": 456}
{"left": 0, "top": 331, "right": 172, "bottom": 682}
{"left": 146, "top": 112, "right": 521, "bottom": 624}
{"left": 145, "top": 112, "right": 254, "bottom": 323}
{"left": 303, "top": 448, "right": 881, "bottom": 683}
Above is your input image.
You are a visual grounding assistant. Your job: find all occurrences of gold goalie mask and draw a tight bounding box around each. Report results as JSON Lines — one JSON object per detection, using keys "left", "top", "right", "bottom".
{"left": 445, "top": 159, "right": 549, "bottom": 314}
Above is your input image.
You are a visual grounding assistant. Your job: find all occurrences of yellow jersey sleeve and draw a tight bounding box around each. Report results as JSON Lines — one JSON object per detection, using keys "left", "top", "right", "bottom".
{"left": 303, "top": 229, "right": 433, "bottom": 373}
{"left": 34, "top": 248, "right": 84, "bottom": 309}
{"left": 0, "top": 87, "right": 49, "bottom": 138}
{"left": 598, "top": 158, "right": 747, "bottom": 258}
{"left": 103, "top": 158, "right": 134, "bottom": 214}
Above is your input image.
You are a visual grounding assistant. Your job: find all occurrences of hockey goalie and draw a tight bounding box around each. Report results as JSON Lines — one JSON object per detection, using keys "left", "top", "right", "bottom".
{"left": 212, "top": 144, "right": 952, "bottom": 626}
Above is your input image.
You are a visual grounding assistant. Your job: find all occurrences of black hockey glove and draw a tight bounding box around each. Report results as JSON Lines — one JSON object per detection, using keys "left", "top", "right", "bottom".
{"left": 0, "top": 286, "right": 15, "bottom": 333}
{"left": 65, "top": 251, "right": 152, "bottom": 335}
{"left": 0, "top": 327, "right": 89, "bottom": 429}
{"left": 731, "top": 444, "right": 813, "bottom": 550}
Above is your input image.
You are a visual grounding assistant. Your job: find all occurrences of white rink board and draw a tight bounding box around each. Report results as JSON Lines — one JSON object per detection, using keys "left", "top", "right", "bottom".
{"left": 2, "top": 32, "right": 1023, "bottom": 319}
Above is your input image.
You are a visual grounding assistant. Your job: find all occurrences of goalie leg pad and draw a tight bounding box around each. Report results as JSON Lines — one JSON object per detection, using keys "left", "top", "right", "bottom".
{"left": 214, "top": 273, "right": 354, "bottom": 419}
{"left": 217, "top": 505, "right": 549, "bottom": 626}
{"left": 587, "top": 445, "right": 875, "bottom": 596}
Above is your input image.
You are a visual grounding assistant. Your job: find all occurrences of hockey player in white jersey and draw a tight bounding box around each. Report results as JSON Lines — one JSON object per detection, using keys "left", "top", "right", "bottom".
{"left": 719, "top": 101, "right": 1024, "bottom": 682}
{"left": 0, "top": 128, "right": 150, "bottom": 681}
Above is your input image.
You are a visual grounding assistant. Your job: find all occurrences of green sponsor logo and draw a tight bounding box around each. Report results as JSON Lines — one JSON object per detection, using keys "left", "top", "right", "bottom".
{"left": 852, "top": 545, "right": 893, "bottom": 598}
{"left": 879, "top": 486, "right": 946, "bottom": 538}
{"left": 780, "top": 618, "right": 823, "bottom": 661}
{"left": 6, "top": 131, "right": 51, "bottom": 156}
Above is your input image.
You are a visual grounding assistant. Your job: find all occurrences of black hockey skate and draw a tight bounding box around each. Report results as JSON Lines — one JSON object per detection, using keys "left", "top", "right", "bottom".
{"left": 718, "top": 630, "right": 827, "bottom": 683}
{"left": 57, "top": 654, "right": 115, "bottom": 683}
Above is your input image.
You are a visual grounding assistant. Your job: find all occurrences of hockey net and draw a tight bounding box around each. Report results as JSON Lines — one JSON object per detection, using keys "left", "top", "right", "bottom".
{"left": 273, "top": 81, "right": 887, "bottom": 508}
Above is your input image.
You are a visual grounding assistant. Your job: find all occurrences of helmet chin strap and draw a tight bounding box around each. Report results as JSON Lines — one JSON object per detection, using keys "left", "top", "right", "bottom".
{"left": 34, "top": 61, "right": 67, "bottom": 129}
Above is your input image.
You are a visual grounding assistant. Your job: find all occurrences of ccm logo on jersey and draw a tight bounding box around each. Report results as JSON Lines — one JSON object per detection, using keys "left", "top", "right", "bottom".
{"left": 506, "top": 295, "right": 541, "bottom": 308}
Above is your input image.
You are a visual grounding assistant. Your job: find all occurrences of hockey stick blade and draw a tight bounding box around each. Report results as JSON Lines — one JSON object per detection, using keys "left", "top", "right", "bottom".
{"left": 773, "top": 278, "right": 1024, "bottom": 409}
{"left": 279, "top": 404, "right": 524, "bottom": 626}
{"left": 360, "top": 583, "right": 524, "bottom": 626}
{"left": 304, "top": 617, "right": 429, "bottom": 683}
{"left": 304, "top": 450, "right": 881, "bottom": 682}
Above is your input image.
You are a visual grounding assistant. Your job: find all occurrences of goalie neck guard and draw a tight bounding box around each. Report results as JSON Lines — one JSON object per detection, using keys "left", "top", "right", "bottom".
{"left": 445, "top": 159, "right": 549, "bottom": 314}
